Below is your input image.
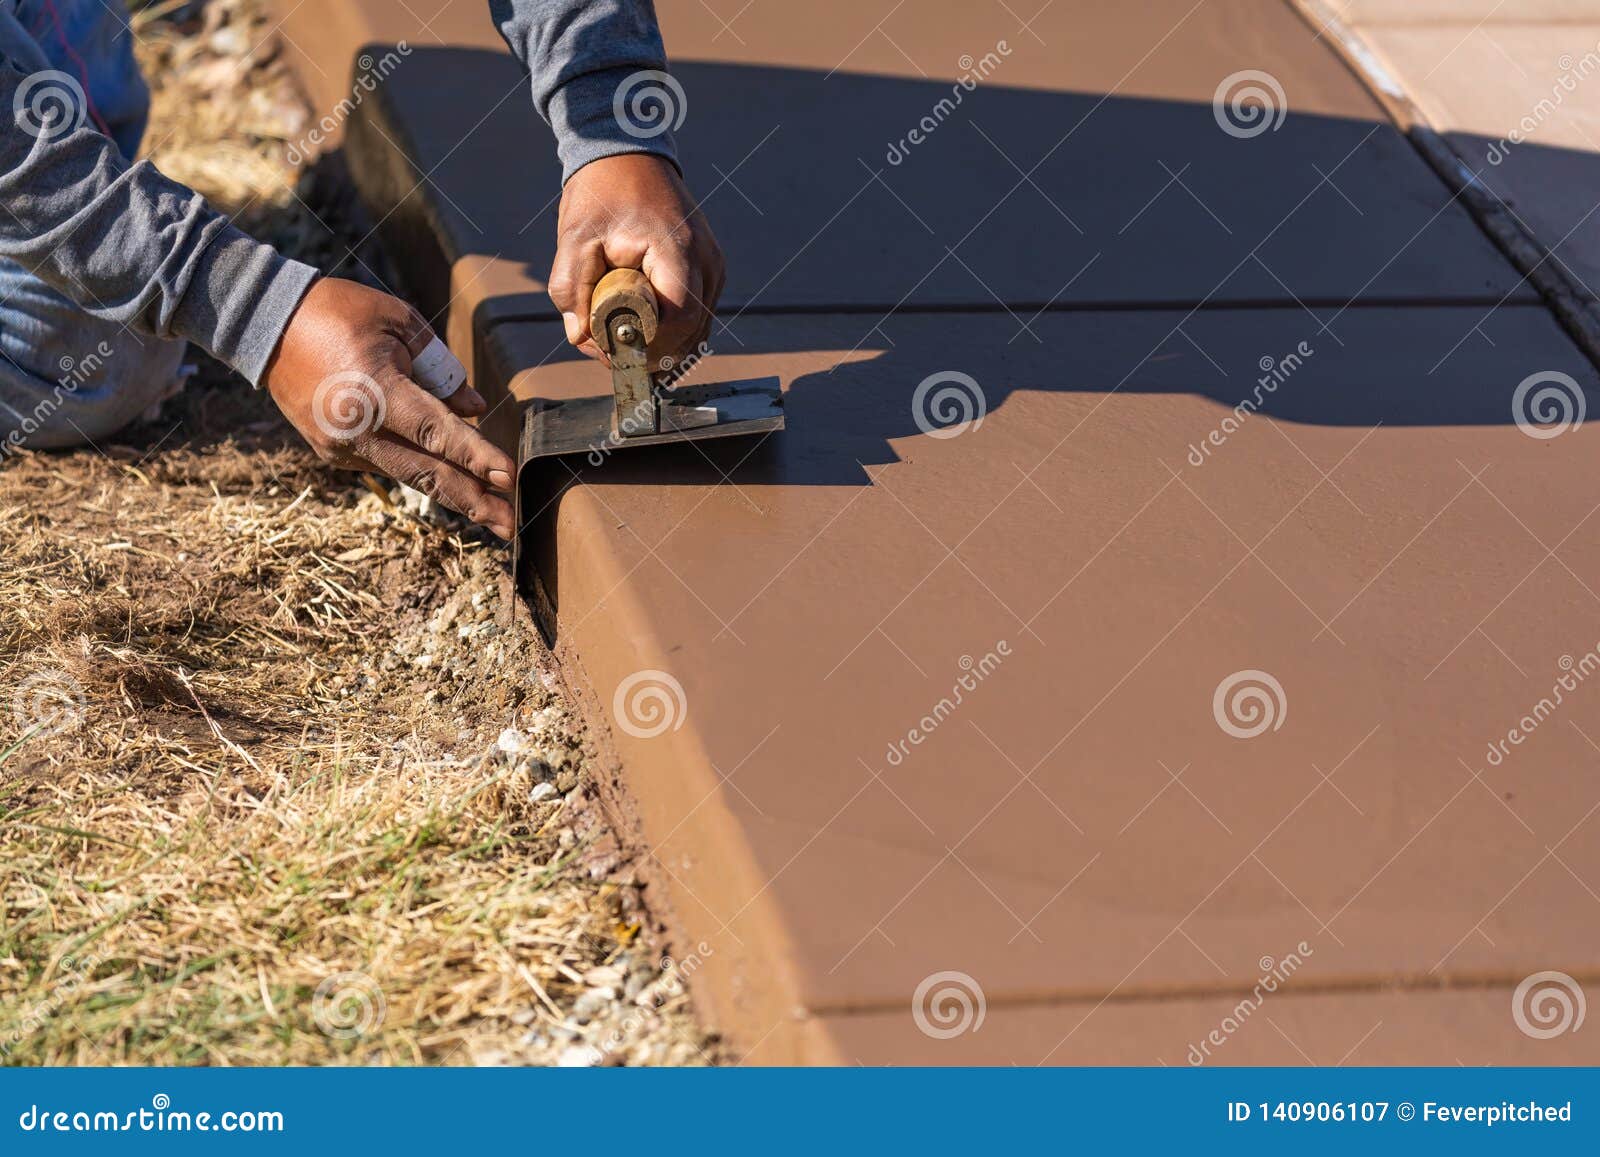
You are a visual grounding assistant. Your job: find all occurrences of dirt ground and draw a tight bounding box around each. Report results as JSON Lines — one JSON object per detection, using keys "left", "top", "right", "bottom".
{"left": 0, "top": 0, "right": 712, "bottom": 1066}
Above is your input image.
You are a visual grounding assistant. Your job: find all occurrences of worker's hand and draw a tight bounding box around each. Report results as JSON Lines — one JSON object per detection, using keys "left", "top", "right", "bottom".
{"left": 549, "top": 153, "right": 725, "bottom": 367}
{"left": 264, "top": 278, "right": 517, "bottom": 540}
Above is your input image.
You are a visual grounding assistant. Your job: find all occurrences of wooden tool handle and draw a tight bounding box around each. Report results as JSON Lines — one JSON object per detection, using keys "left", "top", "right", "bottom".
{"left": 590, "top": 267, "right": 659, "bottom": 354}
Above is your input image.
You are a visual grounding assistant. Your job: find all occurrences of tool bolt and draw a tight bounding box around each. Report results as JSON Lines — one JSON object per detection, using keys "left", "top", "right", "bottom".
{"left": 616, "top": 323, "right": 640, "bottom": 346}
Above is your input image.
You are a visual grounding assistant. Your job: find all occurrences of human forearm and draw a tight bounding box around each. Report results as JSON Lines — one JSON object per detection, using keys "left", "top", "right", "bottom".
{"left": 0, "top": 65, "right": 316, "bottom": 384}
{"left": 489, "top": 0, "right": 680, "bottom": 181}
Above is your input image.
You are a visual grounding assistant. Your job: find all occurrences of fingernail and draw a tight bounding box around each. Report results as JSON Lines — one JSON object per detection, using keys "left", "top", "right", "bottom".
{"left": 489, "top": 469, "right": 513, "bottom": 489}
{"left": 562, "top": 312, "right": 581, "bottom": 343}
{"left": 494, "top": 525, "right": 515, "bottom": 540}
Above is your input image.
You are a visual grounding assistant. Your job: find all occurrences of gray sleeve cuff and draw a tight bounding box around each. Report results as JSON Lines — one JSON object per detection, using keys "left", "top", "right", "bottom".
{"left": 548, "top": 65, "right": 682, "bottom": 184}
{"left": 170, "top": 225, "right": 319, "bottom": 386}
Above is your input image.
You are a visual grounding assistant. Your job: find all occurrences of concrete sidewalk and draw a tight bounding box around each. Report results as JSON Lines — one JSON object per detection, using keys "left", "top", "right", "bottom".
{"left": 272, "top": 0, "right": 1600, "bottom": 1064}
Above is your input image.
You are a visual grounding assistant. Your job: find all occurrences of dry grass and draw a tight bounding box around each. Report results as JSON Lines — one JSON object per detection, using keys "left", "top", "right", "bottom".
{"left": 135, "top": 0, "right": 307, "bottom": 230}
{"left": 0, "top": 1, "right": 712, "bottom": 1066}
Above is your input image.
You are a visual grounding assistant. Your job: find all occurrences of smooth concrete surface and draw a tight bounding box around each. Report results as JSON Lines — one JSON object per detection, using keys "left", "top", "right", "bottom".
{"left": 818, "top": 988, "right": 1600, "bottom": 1066}
{"left": 275, "top": 0, "right": 1533, "bottom": 375}
{"left": 498, "top": 306, "right": 1600, "bottom": 1061}
{"left": 1325, "top": 2, "right": 1597, "bottom": 22}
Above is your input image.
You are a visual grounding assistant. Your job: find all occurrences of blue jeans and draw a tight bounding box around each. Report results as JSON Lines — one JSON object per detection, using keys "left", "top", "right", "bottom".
{"left": 0, "top": 0, "right": 186, "bottom": 451}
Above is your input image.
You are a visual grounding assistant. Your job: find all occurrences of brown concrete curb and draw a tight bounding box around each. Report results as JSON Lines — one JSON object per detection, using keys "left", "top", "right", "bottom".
{"left": 483, "top": 306, "right": 1600, "bottom": 1064}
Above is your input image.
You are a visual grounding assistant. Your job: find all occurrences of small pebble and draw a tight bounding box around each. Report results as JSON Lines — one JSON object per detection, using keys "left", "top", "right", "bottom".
{"left": 208, "top": 26, "right": 250, "bottom": 56}
{"left": 572, "top": 987, "right": 616, "bottom": 1021}
{"left": 530, "top": 782, "right": 557, "bottom": 803}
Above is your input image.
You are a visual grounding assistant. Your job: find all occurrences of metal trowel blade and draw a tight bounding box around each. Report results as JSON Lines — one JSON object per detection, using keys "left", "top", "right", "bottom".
{"left": 518, "top": 377, "right": 784, "bottom": 462}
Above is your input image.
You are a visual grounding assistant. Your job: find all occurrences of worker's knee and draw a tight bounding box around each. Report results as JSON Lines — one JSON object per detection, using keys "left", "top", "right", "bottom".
{"left": 0, "top": 331, "right": 187, "bottom": 454}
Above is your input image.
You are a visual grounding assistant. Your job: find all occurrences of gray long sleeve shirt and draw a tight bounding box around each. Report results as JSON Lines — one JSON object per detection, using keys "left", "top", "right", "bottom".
{"left": 0, "top": 1, "right": 675, "bottom": 386}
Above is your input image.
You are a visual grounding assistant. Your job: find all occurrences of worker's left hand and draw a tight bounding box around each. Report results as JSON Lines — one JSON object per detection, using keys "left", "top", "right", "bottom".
{"left": 548, "top": 153, "right": 725, "bottom": 367}
{"left": 264, "top": 278, "right": 518, "bottom": 540}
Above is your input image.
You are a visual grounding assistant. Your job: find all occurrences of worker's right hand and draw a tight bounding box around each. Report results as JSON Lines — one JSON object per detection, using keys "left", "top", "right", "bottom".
{"left": 264, "top": 277, "right": 518, "bottom": 540}
{"left": 549, "top": 153, "right": 724, "bottom": 367}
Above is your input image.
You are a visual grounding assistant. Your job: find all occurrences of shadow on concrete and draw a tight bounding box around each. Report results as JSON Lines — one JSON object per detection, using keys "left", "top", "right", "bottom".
{"left": 339, "top": 47, "right": 1600, "bottom": 627}
{"left": 347, "top": 48, "right": 1534, "bottom": 328}
{"left": 1445, "top": 129, "right": 1600, "bottom": 303}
